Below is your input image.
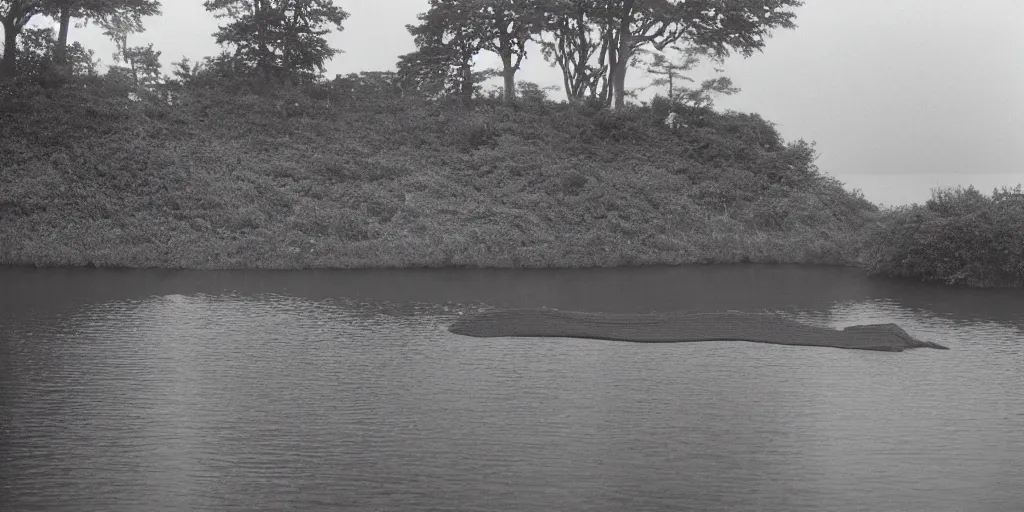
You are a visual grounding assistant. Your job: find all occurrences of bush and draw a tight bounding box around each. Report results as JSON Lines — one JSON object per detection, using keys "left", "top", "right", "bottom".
{"left": 858, "top": 185, "right": 1024, "bottom": 287}
{"left": 11, "top": 75, "right": 1003, "bottom": 285}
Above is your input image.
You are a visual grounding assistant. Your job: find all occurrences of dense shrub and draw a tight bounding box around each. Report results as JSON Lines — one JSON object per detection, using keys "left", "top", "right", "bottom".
{"left": 6, "top": 78, "right": 1016, "bottom": 287}
{"left": 858, "top": 186, "right": 1024, "bottom": 287}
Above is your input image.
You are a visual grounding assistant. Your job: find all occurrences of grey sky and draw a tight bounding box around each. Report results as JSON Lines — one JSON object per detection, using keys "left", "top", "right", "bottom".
{"left": 22, "top": 0, "right": 1024, "bottom": 203}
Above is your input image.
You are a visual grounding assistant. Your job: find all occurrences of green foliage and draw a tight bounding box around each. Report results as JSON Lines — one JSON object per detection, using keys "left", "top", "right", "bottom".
{"left": 646, "top": 44, "right": 738, "bottom": 108}
{"left": 516, "top": 80, "right": 557, "bottom": 103}
{"left": 858, "top": 186, "right": 1024, "bottom": 287}
{"left": 543, "top": 0, "right": 803, "bottom": 108}
{"left": 331, "top": 71, "right": 403, "bottom": 101}
{"left": 0, "top": 78, "right": 891, "bottom": 274}
{"left": 203, "top": 0, "right": 349, "bottom": 83}
{"left": 476, "top": 0, "right": 547, "bottom": 102}
{"left": 398, "top": 0, "right": 492, "bottom": 103}
{"left": 98, "top": 10, "right": 162, "bottom": 89}
{"left": 538, "top": 0, "right": 609, "bottom": 103}
{"left": 397, "top": 0, "right": 546, "bottom": 104}
{"left": 1, "top": 0, "right": 159, "bottom": 79}
{"left": 2, "top": 25, "right": 97, "bottom": 82}
{"left": 44, "top": 0, "right": 162, "bottom": 63}
{"left": 1, "top": 0, "right": 45, "bottom": 78}
{"left": 107, "top": 43, "right": 161, "bottom": 87}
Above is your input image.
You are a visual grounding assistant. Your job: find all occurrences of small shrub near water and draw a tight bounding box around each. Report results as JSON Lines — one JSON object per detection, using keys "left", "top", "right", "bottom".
{"left": 857, "top": 186, "right": 1024, "bottom": 287}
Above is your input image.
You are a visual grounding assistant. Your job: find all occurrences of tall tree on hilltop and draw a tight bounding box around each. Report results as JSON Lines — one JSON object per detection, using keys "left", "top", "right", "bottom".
{"left": 647, "top": 43, "right": 738, "bottom": 107}
{"left": 99, "top": 11, "right": 161, "bottom": 88}
{"left": 396, "top": 45, "right": 451, "bottom": 99}
{"left": 42, "top": 0, "right": 159, "bottom": 69}
{"left": 475, "top": 0, "right": 547, "bottom": 103}
{"left": 203, "top": 0, "right": 349, "bottom": 83}
{"left": 645, "top": 43, "right": 701, "bottom": 100}
{"left": 399, "top": 0, "right": 545, "bottom": 105}
{"left": 1, "top": 0, "right": 44, "bottom": 78}
{"left": 398, "top": 0, "right": 484, "bottom": 104}
{"left": 1, "top": 0, "right": 158, "bottom": 79}
{"left": 538, "top": 0, "right": 617, "bottom": 104}
{"left": 600, "top": 0, "right": 802, "bottom": 109}
{"left": 13, "top": 24, "right": 99, "bottom": 77}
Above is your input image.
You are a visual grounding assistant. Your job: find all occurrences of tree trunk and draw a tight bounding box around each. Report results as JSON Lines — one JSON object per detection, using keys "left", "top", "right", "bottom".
{"left": 601, "top": 62, "right": 613, "bottom": 107}
{"left": 53, "top": 6, "right": 72, "bottom": 67}
{"left": 500, "top": 54, "right": 516, "bottom": 104}
{"left": 255, "top": 0, "right": 272, "bottom": 78}
{"left": 560, "top": 65, "right": 574, "bottom": 103}
{"left": 603, "top": 25, "right": 616, "bottom": 107}
{"left": 459, "top": 62, "right": 473, "bottom": 105}
{"left": 610, "top": 31, "right": 631, "bottom": 109}
{"left": 502, "top": 68, "right": 516, "bottom": 104}
{"left": 1, "top": 21, "right": 18, "bottom": 79}
{"left": 498, "top": 32, "right": 516, "bottom": 104}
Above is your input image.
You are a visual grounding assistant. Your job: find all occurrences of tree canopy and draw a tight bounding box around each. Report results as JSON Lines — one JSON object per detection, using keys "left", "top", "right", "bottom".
{"left": 203, "top": 0, "right": 349, "bottom": 83}
{"left": 3, "top": 0, "right": 805, "bottom": 111}
{"left": 399, "top": 0, "right": 547, "bottom": 104}
{"left": 43, "top": 0, "right": 160, "bottom": 68}
{"left": 1, "top": 0, "right": 159, "bottom": 78}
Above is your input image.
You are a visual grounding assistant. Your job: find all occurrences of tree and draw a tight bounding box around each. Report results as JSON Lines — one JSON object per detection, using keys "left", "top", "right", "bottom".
{"left": 10, "top": 25, "right": 55, "bottom": 75}
{"left": 98, "top": 9, "right": 161, "bottom": 88}
{"left": 1, "top": 0, "right": 156, "bottom": 79}
{"left": 538, "top": 0, "right": 612, "bottom": 104}
{"left": 203, "top": 0, "right": 349, "bottom": 84}
{"left": 1, "top": 0, "right": 44, "bottom": 78}
{"left": 647, "top": 43, "right": 737, "bottom": 108}
{"left": 7, "top": 23, "right": 96, "bottom": 78}
{"left": 169, "top": 56, "right": 200, "bottom": 83}
{"left": 109, "top": 43, "right": 162, "bottom": 89}
{"left": 646, "top": 43, "right": 700, "bottom": 100}
{"left": 601, "top": 0, "right": 802, "bottom": 109}
{"left": 476, "top": 0, "right": 547, "bottom": 103}
{"left": 399, "top": 0, "right": 545, "bottom": 105}
{"left": 396, "top": 44, "right": 456, "bottom": 100}
{"left": 398, "top": 0, "right": 485, "bottom": 104}
{"left": 42, "top": 0, "right": 159, "bottom": 69}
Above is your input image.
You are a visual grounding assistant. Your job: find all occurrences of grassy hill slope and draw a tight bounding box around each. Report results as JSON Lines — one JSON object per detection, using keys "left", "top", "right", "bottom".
{"left": 4, "top": 81, "right": 1019, "bottom": 288}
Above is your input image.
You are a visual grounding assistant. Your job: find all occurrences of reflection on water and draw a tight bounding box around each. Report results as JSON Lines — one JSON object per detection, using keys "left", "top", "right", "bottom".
{"left": 1, "top": 266, "right": 1022, "bottom": 512}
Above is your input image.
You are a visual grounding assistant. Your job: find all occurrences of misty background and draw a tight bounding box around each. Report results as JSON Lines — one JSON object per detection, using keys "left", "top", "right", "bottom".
{"left": 22, "top": 0, "right": 1024, "bottom": 206}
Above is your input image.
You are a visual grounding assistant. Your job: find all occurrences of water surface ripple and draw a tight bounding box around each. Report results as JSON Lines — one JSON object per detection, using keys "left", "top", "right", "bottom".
{"left": 1, "top": 267, "right": 1022, "bottom": 512}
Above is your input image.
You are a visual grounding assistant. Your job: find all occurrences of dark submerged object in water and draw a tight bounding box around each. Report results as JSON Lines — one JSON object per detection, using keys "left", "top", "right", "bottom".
{"left": 449, "top": 309, "right": 949, "bottom": 352}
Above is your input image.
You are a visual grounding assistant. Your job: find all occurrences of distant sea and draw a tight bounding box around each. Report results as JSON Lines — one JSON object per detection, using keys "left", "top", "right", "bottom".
{"left": 831, "top": 172, "right": 1024, "bottom": 207}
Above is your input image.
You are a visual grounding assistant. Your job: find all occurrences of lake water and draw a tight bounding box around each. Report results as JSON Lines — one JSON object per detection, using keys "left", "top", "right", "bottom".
{"left": 2, "top": 265, "right": 1022, "bottom": 512}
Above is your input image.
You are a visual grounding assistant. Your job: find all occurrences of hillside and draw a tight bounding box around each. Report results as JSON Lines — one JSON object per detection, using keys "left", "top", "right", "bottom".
{"left": 1, "top": 80, "right": 1019, "bottom": 287}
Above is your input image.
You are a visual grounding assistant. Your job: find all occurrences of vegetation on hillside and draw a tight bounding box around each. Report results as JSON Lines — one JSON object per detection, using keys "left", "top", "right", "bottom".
{"left": 1, "top": 0, "right": 1021, "bottom": 287}
{"left": 0, "top": 77, "right": 878, "bottom": 269}
{"left": 859, "top": 186, "right": 1024, "bottom": 288}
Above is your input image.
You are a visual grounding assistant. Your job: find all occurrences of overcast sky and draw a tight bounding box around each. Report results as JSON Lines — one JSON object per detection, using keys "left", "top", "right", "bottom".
{"left": 23, "top": 0, "right": 1024, "bottom": 204}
